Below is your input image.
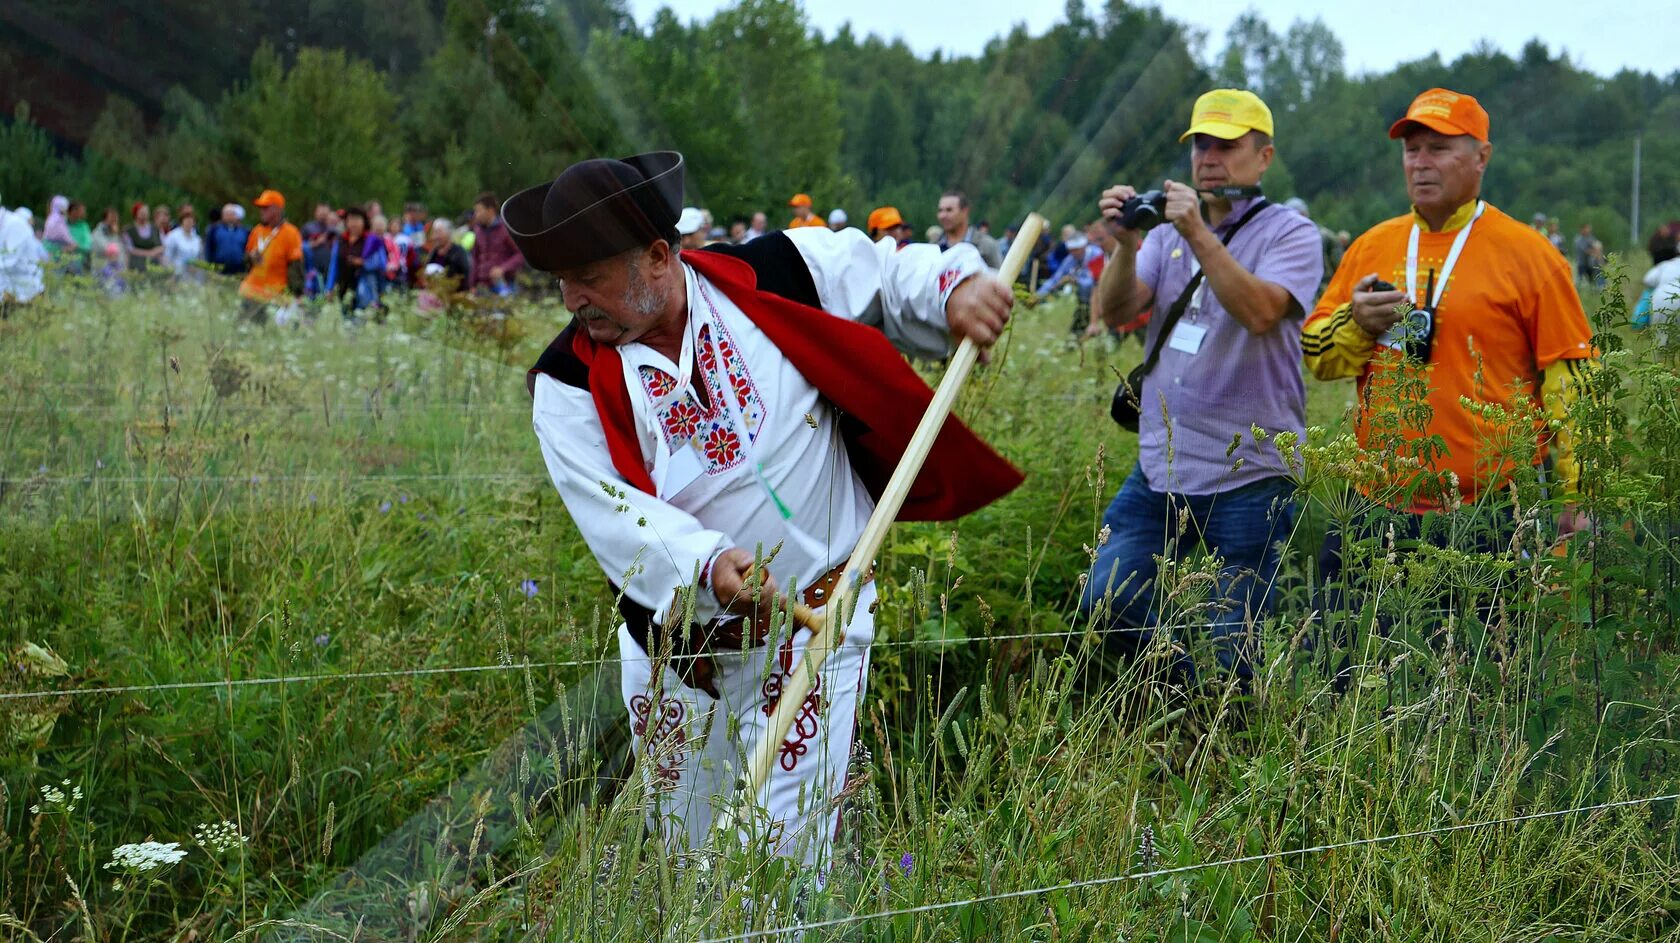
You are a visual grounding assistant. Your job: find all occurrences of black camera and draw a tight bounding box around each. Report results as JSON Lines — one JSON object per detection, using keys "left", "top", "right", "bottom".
{"left": 1370, "top": 274, "right": 1436, "bottom": 362}
{"left": 1116, "top": 190, "right": 1168, "bottom": 232}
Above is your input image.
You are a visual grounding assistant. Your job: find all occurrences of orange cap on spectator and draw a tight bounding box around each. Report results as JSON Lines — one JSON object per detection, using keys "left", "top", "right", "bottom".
{"left": 867, "top": 206, "right": 904, "bottom": 232}
{"left": 1388, "top": 88, "right": 1490, "bottom": 143}
{"left": 788, "top": 193, "right": 813, "bottom": 208}
{"left": 254, "top": 189, "right": 286, "bottom": 208}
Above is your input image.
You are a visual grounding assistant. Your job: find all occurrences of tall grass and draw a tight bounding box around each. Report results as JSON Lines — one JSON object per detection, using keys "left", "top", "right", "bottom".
{"left": 2, "top": 272, "right": 1676, "bottom": 941}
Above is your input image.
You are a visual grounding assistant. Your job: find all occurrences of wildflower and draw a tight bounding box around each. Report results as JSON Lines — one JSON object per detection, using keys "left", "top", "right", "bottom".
{"left": 1136, "top": 824, "right": 1158, "bottom": 870}
{"left": 399, "top": 493, "right": 410, "bottom": 504}
{"left": 31, "top": 780, "right": 81, "bottom": 814}
{"left": 379, "top": 501, "right": 392, "bottom": 513}
{"left": 95, "top": 458, "right": 105, "bottom": 470}
{"left": 899, "top": 852, "right": 913, "bottom": 877}
{"left": 193, "top": 820, "right": 249, "bottom": 856}
{"left": 105, "top": 841, "right": 188, "bottom": 872}
{"left": 314, "top": 633, "right": 331, "bottom": 648}
{"left": 520, "top": 579, "right": 539, "bottom": 598}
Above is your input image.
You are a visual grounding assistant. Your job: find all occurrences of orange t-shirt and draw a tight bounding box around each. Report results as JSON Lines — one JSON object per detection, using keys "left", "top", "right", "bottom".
{"left": 239, "top": 222, "right": 304, "bottom": 302}
{"left": 1308, "top": 201, "right": 1594, "bottom": 508}
{"left": 786, "top": 216, "right": 828, "bottom": 229}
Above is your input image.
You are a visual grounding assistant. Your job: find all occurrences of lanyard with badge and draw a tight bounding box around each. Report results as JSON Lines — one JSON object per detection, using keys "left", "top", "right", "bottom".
{"left": 1164, "top": 194, "right": 1270, "bottom": 357}
{"left": 1377, "top": 199, "right": 1484, "bottom": 361}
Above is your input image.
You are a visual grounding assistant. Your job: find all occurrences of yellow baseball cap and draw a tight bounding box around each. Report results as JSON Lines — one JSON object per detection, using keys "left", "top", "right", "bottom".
{"left": 1179, "top": 89, "right": 1274, "bottom": 142}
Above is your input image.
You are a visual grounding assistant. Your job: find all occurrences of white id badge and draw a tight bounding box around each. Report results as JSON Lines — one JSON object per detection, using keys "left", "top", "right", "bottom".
{"left": 1167, "top": 322, "right": 1207, "bottom": 355}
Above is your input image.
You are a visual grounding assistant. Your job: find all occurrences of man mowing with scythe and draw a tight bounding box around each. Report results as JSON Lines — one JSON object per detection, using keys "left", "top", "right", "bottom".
{"left": 513, "top": 152, "right": 1022, "bottom": 869}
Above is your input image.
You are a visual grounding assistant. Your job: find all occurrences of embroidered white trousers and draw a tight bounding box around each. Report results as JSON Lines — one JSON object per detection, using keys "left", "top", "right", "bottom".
{"left": 618, "top": 582, "right": 876, "bottom": 870}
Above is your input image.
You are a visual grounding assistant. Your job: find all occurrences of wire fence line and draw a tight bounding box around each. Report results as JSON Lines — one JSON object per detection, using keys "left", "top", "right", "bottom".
{"left": 0, "top": 401, "right": 530, "bottom": 415}
{"left": 0, "top": 618, "right": 1243, "bottom": 702}
{"left": 695, "top": 792, "right": 1680, "bottom": 943}
{"left": 2, "top": 472, "right": 550, "bottom": 486}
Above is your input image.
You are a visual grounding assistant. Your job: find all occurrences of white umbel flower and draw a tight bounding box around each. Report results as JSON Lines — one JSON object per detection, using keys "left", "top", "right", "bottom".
{"left": 106, "top": 841, "right": 188, "bottom": 872}
{"left": 194, "top": 820, "right": 249, "bottom": 855}
{"left": 30, "top": 779, "right": 82, "bottom": 815}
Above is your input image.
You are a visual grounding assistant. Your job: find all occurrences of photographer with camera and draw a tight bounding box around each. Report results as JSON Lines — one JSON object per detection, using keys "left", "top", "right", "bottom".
{"left": 1081, "top": 89, "right": 1323, "bottom": 689}
{"left": 1301, "top": 89, "right": 1597, "bottom": 683}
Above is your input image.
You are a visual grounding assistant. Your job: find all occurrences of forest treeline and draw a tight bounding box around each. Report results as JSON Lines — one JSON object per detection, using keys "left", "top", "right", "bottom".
{"left": 1, "top": 0, "right": 1676, "bottom": 248}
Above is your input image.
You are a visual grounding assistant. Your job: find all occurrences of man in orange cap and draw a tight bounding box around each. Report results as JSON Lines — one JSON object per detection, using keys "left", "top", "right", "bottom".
{"left": 866, "top": 206, "right": 913, "bottom": 247}
{"left": 785, "top": 193, "right": 825, "bottom": 229}
{"left": 1302, "top": 88, "right": 1598, "bottom": 677}
{"left": 239, "top": 189, "right": 304, "bottom": 323}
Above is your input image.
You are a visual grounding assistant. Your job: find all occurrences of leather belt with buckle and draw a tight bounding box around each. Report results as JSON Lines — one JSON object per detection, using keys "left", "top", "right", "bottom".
{"left": 801, "top": 558, "right": 876, "bottom": 609}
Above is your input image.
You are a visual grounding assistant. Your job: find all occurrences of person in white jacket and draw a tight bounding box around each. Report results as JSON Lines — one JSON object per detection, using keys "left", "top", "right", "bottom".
{"left": 163, "top": 207, "right": 204, "bottom": 279}
{"left": 0, "top": 199, "right": 45, "bottom": 310}
{"left": 1642, "top": 225, "right": 1680, "bottom": 346}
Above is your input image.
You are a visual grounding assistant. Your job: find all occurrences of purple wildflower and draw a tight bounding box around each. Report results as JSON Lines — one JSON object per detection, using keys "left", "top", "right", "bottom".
{"left": 520, "top": 579, "right": 539, "bottom": 598}
{"left": 379, "top": 501, "right": 392, "bottom": 514}
{"left": 899, "top": 852, "right": 913, "bottom": 877}
{"left": 314, "top": 633, "right": 330, "bottom": 647}
{"left": 399, "top": 494, "right": 410, "bottom": 504}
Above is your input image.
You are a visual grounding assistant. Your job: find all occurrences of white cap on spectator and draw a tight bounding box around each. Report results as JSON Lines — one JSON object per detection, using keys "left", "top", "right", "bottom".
{"left": 677, "top": 206, "right": 705, "bottom": 236}
{"left": 226, "top": 203, "right": 246, "bottom": 221}
{"left": 1066, "top": 235, "right": 1088, "bottom": 250}
{"left": 828, "top": 208, "right": 848, "bottom": 226}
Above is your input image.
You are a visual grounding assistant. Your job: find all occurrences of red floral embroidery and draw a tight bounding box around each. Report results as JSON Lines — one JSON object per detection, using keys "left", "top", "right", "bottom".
{"left": 760, "top": 637, "right": 824, "bottom": 773}
{"left": 697, "top": 324, "right": 719, "bottom": 372}
{"left": 664, "top": 401, "right": 703, "bottom": 440}
{"left": 630, "top": 693, "right": 689, "bottom": 784}
{"left": 642, "top": 311, "right": 764, "bottom": 475}
{"left": 639, "top": 366, "right": 678, "bottom": 400}
{"left": 702, "top": 425, "right": 741, "bottom": 467}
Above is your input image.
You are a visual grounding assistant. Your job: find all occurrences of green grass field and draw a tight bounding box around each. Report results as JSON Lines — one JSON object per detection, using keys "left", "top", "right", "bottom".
{"left": 2, "top": 274, "right": 1677, "bottom": 942}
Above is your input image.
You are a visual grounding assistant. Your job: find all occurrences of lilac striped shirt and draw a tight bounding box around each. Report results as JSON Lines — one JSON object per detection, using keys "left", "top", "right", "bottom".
{"left": 1133, "top": 199, "right": 1323, "bottom": 495}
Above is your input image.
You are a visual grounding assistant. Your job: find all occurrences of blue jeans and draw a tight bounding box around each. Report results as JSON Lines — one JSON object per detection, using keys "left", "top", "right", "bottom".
{"left": 1079, "top": 464, "right": 1297, "bottom": 682}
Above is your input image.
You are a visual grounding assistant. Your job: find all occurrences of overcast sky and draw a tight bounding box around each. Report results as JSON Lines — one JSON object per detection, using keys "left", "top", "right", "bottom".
{"left": 623, "top": 0, "right": 1679, "bottom": 78}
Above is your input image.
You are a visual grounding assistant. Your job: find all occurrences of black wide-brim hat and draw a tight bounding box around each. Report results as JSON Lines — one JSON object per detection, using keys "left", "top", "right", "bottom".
{"left": 502, "top": 151, "right": 684, "bottom": 273}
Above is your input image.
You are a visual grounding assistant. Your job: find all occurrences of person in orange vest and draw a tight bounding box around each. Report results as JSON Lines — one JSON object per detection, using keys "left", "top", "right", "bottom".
{"left": 1302, "top": 87, "right": 1598, "bottom": 683}
{"left": 785, "top": 193, "right": 826, "bottom": 229}
{"left": 238, "top": 189, "right": 304, "bottom": 324}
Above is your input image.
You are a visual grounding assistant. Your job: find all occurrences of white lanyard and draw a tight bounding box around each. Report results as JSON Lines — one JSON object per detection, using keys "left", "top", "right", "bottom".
{"left": 253, "top": 227, "right": 280, "bottom": 259}
{"left": 1406, "top": 200, "right": 1483, "bottom": 311}
{"left": 1187, "top": 254, "right": 1207, "bottom": 318}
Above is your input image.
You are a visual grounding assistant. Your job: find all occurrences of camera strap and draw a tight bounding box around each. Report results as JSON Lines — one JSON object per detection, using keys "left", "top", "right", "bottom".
{"left": 1136, "top": 197, "right": 1270, "bottom": 379}
{"left": 1199, "top": 184, "right": 1264, "bottom": 201}
{"left": 1406, "top": 199, "right": 1483, "bottom": 311}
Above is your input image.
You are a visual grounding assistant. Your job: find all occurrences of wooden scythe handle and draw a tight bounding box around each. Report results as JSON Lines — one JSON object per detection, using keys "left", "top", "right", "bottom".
{"left": 723, "top": 213, "right": 1048, "bottom": 829}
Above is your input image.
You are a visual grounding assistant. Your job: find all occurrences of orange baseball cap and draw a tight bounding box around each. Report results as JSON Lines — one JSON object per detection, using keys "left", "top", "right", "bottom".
{"left": 253, "top": 189, "right": 286, "bottom": 208}
{"left": 867, "top": 206, "right": 905, "bottom": 232}
{"left": 788, "top": 193, "right": 813, "bottom": 208}
{"left": 1388, "top": 88, "right": 1490, "bottom": 143}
